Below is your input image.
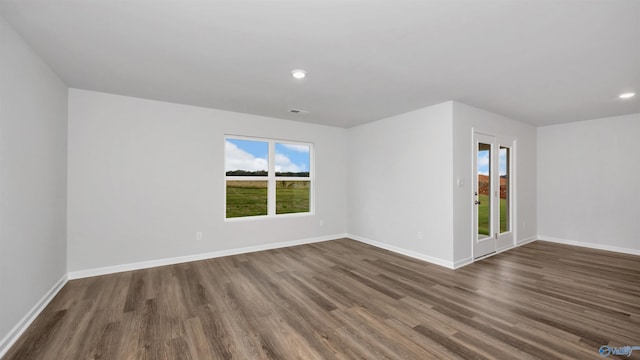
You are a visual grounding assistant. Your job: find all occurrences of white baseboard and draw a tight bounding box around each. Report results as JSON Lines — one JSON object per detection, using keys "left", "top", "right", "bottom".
{"left": 68, "top": 233, "right": 348, "bottom": 280}
{"left": 347, "top": 235, "right": 543, "bottom": 270}
{"left": 0, "top": 274, "right": 68, "bottom": 358}
{"left": 517, "top": 236, "right": 538, "bottom": 246}
{"left": 347, "top": 234, "right": 456, "bottom": 269}
{"left": 538, "top": 235, "right": 640, "bottom": 256}
{"left": 453, "top": 256, "right": 473, "bottom": 268}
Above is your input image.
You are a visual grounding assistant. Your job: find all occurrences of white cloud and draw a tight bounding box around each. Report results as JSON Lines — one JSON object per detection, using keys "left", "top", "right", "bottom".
{"left": 280, "top": 144, "right": 309, "bottom": 153}
{"left": 225, "top": 141, "right": 268, "bottom": 172}
{"left": 275, "top": 153, "right": 304, "bottom": 173}
{"left": 226, "top": 141, "right": 308, "bottom": 174}
{"left": 499, "top": 149, "right": 508, "bottom": 176}
{"left": 477, "top": 152, "right": 490, "bottom": 175}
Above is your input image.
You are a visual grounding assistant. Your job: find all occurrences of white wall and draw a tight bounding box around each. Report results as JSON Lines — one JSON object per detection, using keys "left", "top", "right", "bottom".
{"left": 452, "top": 102, "right": 537, "bottom": 264}
{"left": 347, "top": 102, "right": 455, "bottom": 265}
{"left": 67, "top": 89, "right": 348, "bottom": 272}
{"left": 538, "top": 113, "right": 640, "bottom": 253}
{"left": 0, "top": 15, "right": 68, "bottom": 350}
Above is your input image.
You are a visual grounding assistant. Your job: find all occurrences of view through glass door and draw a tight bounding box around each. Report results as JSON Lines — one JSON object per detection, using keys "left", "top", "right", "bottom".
{"left": 473, "top": 132, "right": 514, "bottom": 259}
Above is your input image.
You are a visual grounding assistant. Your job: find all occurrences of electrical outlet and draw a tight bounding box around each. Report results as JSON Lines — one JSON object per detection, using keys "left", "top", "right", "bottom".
{"left": 319, "top": 219, "right": 324, "bottom": 227}
{"left": 417, "top": 231, "right": 423, "bottom": 240}
{"left": 196, "top": 232, "right": 203, "bottom": 241}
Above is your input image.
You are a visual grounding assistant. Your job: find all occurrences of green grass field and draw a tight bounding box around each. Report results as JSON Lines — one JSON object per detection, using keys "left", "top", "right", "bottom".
{"left": 226, "top": 185, "right": 268, "bottom": 218}
{"left": 275, "top": 186, "right": 310, "bottom": 215}
{"left": 226, "top": 181, "right": 309, "bottom": 218}
{"left": 478, "top": 194, "right": 508, "bottom": 236}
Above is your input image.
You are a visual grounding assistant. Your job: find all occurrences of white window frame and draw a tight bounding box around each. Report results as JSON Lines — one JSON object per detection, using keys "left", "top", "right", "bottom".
{"left": 224, "top": 135, "right": 314, "bottom": 220}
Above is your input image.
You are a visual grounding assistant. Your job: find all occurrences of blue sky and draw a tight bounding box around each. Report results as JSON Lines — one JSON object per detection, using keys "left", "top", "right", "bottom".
{"left": 225, "top": 138, "right": 310, "bottom": 173}
{"left": 275, "top": 143, "right": 310, "bottom": 172}
{"left": 478, "top": 149, "right": 508, "bottom": 176}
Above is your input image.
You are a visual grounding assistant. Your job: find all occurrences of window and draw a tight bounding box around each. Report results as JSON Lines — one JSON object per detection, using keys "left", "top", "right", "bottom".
{"left": 499, "top": 146, "right": 510, "bottom": 233}
{"left": 225, "top": 136, "right": 312, "bottom": 219}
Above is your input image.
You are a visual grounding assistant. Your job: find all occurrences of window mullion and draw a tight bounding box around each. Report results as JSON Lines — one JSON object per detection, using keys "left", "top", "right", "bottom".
{"left": 268, "top": 140, "right": 276, "bottom": 215}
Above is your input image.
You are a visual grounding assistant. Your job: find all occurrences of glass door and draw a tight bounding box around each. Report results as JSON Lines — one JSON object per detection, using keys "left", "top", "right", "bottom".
{"left": 474, "top": 133, "right": 496, "bottom": 258}
{"left": 473, "top": 132, "right": 515, "bottom": 259}
{"left": 495, "top": 141, "right": 514, "bottom": 251}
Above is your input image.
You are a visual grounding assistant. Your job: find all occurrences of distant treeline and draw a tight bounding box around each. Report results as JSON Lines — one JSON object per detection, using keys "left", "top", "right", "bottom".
{"left": 277, "top": 172, "right": 310, "bottom": 177}
{"left": 226, "top": 170, "right": 309, "bottom": 177}
{"left": 226, "top": 170, "right": 268, "bottom": 176}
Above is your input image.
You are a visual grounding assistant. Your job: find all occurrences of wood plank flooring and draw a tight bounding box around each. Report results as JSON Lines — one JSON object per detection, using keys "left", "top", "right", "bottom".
{"left": 4, "top": 239, "right": 640, "bottom": 359}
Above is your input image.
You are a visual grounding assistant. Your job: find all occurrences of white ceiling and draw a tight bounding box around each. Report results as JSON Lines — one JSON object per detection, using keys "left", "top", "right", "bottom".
{"left": 1, "top": 0, "right": 638, "bottom": 128}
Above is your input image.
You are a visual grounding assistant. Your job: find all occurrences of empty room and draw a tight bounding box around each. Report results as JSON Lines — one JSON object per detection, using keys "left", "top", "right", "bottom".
{"left": 1, "top": 0, "right": 639, "bottom": 359}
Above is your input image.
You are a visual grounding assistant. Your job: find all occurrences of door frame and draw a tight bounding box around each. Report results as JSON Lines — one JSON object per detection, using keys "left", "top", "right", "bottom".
{"left": 471, "top": 129, "right": 517, "bottom": 260}
{"left": 472, "top": 132, "right": 497, "bottom": 259}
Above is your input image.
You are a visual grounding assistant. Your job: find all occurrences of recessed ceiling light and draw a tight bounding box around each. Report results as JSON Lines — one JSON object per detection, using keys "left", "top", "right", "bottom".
{"left": 291, "top": 69, "right": 306, "bottom": 79}
{"left": 619, "top": 92, "right": 635, "bottom": 99}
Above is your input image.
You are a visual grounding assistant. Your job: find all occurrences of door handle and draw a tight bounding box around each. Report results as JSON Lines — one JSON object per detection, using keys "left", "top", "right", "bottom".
{"left": 475, "top": 200, "right": 481, "bottom": 205}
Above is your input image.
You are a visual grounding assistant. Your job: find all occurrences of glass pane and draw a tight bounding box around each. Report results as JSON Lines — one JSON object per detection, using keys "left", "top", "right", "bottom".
{"left": 276, "top": 180, "right": 310, "bottom": 214}
{"left": 226, "top": 180, "right": 267, "bottom": 218}
{"left": 225, "top": 138, "right": 268, "bottom": 176}
{"left": 477, "top": 143, "right": 491, "bottom": 237}
{"left": 275, "top": 143, "right": 310, "bottom": 177}
{"left": 499, "top": 146, "right": 510, "bottom": 233}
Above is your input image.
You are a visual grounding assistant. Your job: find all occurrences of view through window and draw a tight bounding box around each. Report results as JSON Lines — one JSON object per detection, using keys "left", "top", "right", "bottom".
{"left": 225, "top": 137, "right": 312, "bottom": 219}
{"left": 477, "top": 144, "right": 510, "bottom": 235}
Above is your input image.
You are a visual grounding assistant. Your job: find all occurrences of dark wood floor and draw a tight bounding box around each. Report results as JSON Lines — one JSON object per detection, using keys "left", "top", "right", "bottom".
{"left": 4, "top": 239, "right": 640, "bottom": 359}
